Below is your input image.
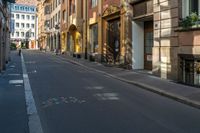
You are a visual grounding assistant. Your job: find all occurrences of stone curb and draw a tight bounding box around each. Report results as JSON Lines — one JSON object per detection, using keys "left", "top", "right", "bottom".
{"left": 59, "top": 56, "right": 200, "bottom": 110}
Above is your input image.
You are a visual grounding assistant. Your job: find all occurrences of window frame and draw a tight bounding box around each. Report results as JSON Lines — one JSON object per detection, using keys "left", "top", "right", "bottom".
{"left": 91, "top": 0, "right": 98, "bottom": 8}
{"left": 182, "top": 0, "right": 200, "bottom": 18}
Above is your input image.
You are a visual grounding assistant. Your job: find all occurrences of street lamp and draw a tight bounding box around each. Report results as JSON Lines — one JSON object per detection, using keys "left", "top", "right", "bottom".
{"left": 84, "top": 0, "right": 88, "bottom": 59}
{"left": 54, "top": 22, "right": 60, "bottom": 54}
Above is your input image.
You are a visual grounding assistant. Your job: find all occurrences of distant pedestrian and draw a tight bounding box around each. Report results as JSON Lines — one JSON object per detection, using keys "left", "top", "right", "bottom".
{"left": 17, "top": 44, "right": 21, "bottom": 56}
{"left": 18, "top": 48, "right": 21, "bottom": 56}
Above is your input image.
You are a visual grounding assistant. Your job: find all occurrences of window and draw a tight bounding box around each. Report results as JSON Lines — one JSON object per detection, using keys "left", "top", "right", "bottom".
{"left": 58, "top": 11, "right": 61, "bottom": 21}
{"left": 20, "top": 6, "right": 25, "bottom": 11}
{"left": 32, "top": 16, "right": 35, "bottom": 20}
{"left": 31, "top": 24, "right": 35, "bottom": 28}
{"left": 16, "top": 32, "right": 19, "bottom": 37}
{"left": 21, "top": 32, "right": 25, "bottom": 37}
{"left": 21, "top": 15, "right": 25, "bottom": 19}
{"left": 62, "top": 10, "right": 66, "bottom": 22}
{"left": 16, "top": 14, "right": 20, "bottom": 19}
{"left": 16, "top": 23, "right": 19, "bottom": 28}
{"left": 179, "top": 54, "right": 200, "bottom": 86}
{"left": 15, "top": 6, "right": 19, "bottom": 10}
{"left": 25, "top": 7, "right": 28, "bottom": 11}
{"left": 182, "top": 0, "right": 200, "bottom": 18}
{"left": 45, "top": 5, "right": 51, "bottom": 14}
{"left": 56, "top": 13, "right": 58, "bottom": 22}
{"left": 91, "top": 0, "right": 98, "bottom": 8}
{"left": 69, "top": 0, "right": 76, "bottom": 15}
{"left": 26, "top": 15, "right": 30, "bottom": 20}
{"left": 21, "top": 23, "right": 25, "bottom": 28}
{"left": 11, "top": 14, "right": 14, "bottom": 18}
{"left": 26, "top": 23, "right": 30, "bottom": 28}
{"left": 31, "top": 32, "right": 35, "bottom": 37}
{"left": 26, "top": 32, "right": 30, "bottom": 37}
{"left": 90, "top": 24, "right": 98, "bottom": 53}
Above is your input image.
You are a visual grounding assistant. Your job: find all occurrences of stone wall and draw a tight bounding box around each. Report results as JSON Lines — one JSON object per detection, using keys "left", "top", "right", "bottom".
{"left": 153, "top": 0, "right": 179, "bottom": 80}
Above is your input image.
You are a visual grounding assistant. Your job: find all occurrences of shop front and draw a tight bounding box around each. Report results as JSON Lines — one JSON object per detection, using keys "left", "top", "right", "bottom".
{"left": 179, "top": 54, "right": 200, "bottom": 86}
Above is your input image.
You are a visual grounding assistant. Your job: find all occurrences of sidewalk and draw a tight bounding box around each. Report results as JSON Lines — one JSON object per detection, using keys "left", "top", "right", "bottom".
{"left": 0, "top": 51, "right": 28, "bottom": 133}
{"left": 57, "top": 53, "right": 200, "bottom": 109}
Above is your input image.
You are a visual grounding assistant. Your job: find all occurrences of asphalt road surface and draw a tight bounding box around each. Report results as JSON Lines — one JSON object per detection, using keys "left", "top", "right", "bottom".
{"left": 22, "top": 50, "right": 200, "bottom": 133}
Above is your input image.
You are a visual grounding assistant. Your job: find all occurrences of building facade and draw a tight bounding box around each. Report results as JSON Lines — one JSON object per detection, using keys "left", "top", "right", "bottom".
{"left": 37, "top": 0, "right": 200, "bottom": 86}
{"left": 10, "top": 1, "right": 37, "bottom": 49}
{"left": 60, "top": 0, "right": 67, "bottom": 53}
{"left": 0, "top": 0, "right": 14, "bottom": 72}
{"left": 37, "top": 0, "right": 61, "bottom": 52}
{"left": 37, "top": 0, "right": 51, "bottom": 50}
{"left": 127, "top": 0, "right": 200, "bottom": 86}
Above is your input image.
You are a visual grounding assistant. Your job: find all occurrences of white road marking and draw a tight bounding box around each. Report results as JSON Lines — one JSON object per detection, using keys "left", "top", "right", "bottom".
{"left": 9, "top": 65, "right": 15, "bottom": 68}
{"left": 21, "top": 53, "right": 44, "bottom": 133}
{"left": 9, "top": 80, "right": 23, "bottom": 84}
{"left": 8, "top": 73, "right": 21, "bottom": 76}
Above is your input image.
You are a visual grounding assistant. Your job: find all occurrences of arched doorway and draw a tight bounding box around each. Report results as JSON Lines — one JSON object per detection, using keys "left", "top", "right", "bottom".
{"left": 54, "top": 34, "right": 56, "bottom": 51}
{"left": 57, "top": 32, "right": 61, "bottom": 52}
{"left": 50, "top": 35, "right": 53, "bottom": 51}
{"left": 61, "top": 32, "right": 67, "bottom": 54}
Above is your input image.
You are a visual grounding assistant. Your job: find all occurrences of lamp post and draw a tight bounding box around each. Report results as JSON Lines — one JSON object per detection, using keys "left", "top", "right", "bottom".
{"left": 55, "top": 23, "right": 60, "bottom": 54}
{"left": 85, "top": 0, "right": 88, "bottom": 59}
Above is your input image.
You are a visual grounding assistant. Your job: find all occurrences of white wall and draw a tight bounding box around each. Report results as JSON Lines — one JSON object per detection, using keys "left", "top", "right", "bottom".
{"left": 132, "top": 21, "right": 144, "bottom": 70}
{"left": 11, "top": 12, "right": 36, "bottom": 40}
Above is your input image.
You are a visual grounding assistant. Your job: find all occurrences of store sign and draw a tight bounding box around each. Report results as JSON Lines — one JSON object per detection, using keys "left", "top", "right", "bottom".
{"left": 147, "top": 55, "right": 152, "bottom": 61}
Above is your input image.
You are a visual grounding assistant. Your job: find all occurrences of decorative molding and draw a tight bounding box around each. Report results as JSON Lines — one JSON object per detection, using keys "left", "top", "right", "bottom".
{"left": 102, "top": 5, "right": 120, "bottom": 17}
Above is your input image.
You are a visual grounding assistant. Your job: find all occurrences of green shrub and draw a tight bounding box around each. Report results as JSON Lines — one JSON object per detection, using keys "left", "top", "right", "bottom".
{"left": 10, "top": 43, "right": 17, "bottom": 50}
{"left": 180, "top": 12, "right": 200, "bottom": 29}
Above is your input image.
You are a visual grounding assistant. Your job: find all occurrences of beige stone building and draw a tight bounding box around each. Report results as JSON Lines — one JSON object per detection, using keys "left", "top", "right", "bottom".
{"left": 126, "top": 0, "right": 200, "bottom": 86}
{"left": 37, "top": 0, "right": 52, "bottom": 50}
{"left": 36, "top": 0, "right": 200, "bottom": 86}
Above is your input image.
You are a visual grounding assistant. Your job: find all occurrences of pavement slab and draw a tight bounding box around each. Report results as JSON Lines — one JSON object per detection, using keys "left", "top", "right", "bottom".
{"left": 0, "top": 51, "right": 28, "bottom": 133}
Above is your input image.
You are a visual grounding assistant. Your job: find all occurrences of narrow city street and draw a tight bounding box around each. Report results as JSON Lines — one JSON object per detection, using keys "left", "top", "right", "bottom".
{"left": 21, "top": 50, "right": 200, "bottom": 133}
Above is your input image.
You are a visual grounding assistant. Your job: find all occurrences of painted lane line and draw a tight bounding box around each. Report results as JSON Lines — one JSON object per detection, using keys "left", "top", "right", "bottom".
{"left": 21, "top": 53, "right": 44, "bottom": 133}
{"left": 9, "top": 80, "right": 23, "bottom": 84}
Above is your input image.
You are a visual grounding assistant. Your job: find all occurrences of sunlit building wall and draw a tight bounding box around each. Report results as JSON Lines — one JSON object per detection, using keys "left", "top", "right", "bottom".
{"left": 10, "top": 3, "right": 37, "bottom": 49}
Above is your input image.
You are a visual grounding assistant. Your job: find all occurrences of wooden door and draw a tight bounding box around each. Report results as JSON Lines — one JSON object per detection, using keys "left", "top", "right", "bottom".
{"left": 107, "top": 19, "right": 120, "bottom": 64}
{"left": 144, "top": 21, "right": 153, "bottom": 70}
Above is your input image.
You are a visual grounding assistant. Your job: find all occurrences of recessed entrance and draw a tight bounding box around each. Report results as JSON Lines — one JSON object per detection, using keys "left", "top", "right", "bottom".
{"left": 106, "top": 18, "right": 120, "bottom": 64}
{"left": 132, "top": 20, "right": 153, "bottom": 70}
